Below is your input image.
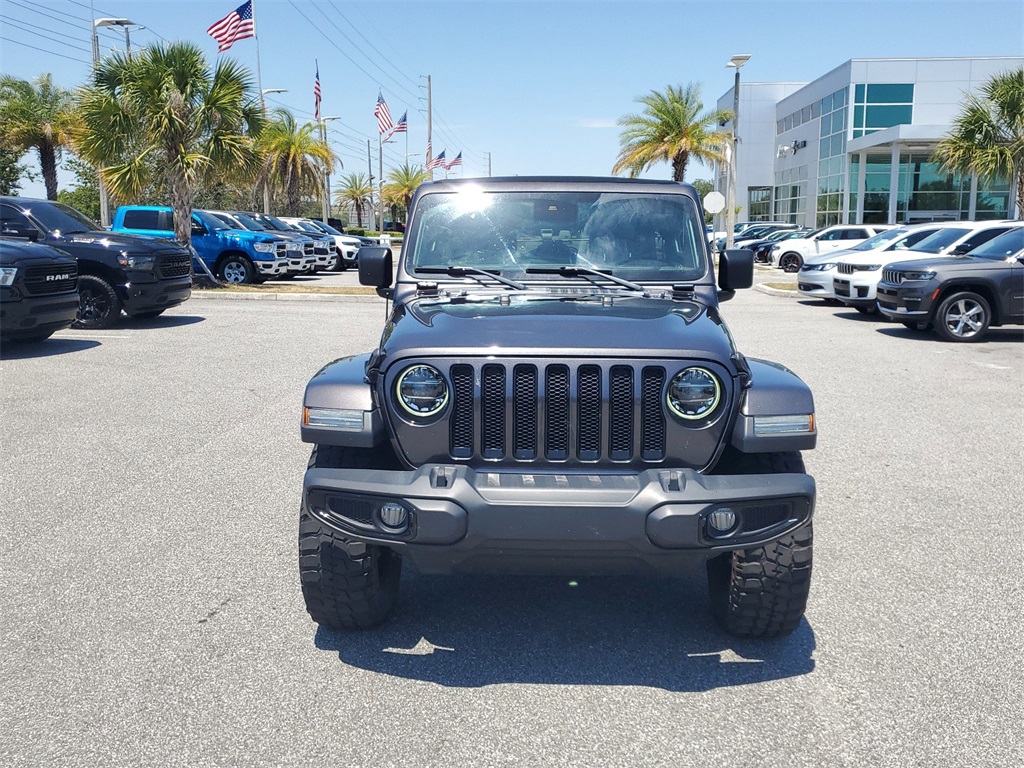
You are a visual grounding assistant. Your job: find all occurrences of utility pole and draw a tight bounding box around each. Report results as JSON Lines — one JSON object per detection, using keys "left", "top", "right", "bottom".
{"left": 426, "top": 75, "right": 433, "bottom": 181}
{"left": 366, "top": 139, "right": 374, "bottom": 230}
{"left": 486, "top": 152, "right": 492, "bottom": 177}
{"left": 725, "top": 54, "right": 750, "bottom": 250}
{"left": 91, "top": 14, "right": 135, "bottom": 227}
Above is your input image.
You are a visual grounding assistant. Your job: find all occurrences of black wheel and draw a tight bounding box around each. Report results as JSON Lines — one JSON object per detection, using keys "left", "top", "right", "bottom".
{"left": 298, "top": 445, "right": 403, "bottom": 630}
{"left": 934, "top": 291, "right": 991, "bottom": 342}
{"left": 707, "top": 449, "right": 813, "bottom": 638}
{"left": 129, "top": 309, "right": 165, "bottom": 319}
{"left": 854, "top": 305, "right": 878, "bottom": 315}
{"left": 218, "top": 255, "right": 256, "bottom": 284}
{"left": 74, "top": 274, "right": 122, "bottom": 329}
{"left": 780, "top": 253, "right": 803, "bottom": 273}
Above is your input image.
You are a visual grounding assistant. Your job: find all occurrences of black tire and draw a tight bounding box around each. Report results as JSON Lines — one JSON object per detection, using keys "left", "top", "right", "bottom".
{"left": 934, "top": 290, "right": 991, "bottom": 342}
{"left": 707, "top": 449, "right": 813, "bottom": 638}
{"left": 218, "top": 255, "right": 256, "bottom": 284}
{"left": 780, "top": 252, "right": 803, "bottom": 273}
{"left": 74, "top": 274, "right": 122, "bottom": 329}
{"left": 298, "top": 445, "right": 403, "bottom": 630}
{"left": 129, "top": 309, "right": 165, "bottom": 319}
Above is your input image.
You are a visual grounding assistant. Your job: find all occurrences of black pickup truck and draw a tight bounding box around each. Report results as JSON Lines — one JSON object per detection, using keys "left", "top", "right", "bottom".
{"left": 297, "top": 177, "right": 819, "bottom": 638}
{"left": 0, "top": 197, "right": 192, "bottom": 329}
{"left": 877, "top": 226, "right": 1024, "bottom": 341}
{"left": 0, "top": 238, "right": 79, "bottom": 342}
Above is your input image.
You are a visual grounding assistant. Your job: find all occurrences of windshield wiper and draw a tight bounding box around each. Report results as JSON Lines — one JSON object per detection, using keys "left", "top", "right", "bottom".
{"left": 525, "top": 266, "right": 645, "bottom": 292}
{"left": 416, "top": 266, "right": 528, "bottom": 290}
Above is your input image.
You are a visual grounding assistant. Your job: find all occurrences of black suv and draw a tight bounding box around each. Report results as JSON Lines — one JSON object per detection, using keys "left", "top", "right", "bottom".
{"left": 877, "top": 226, "right": 1024, "bottom": 341}
{"left": 0, "top": 238, "right": 79, "bottom": 342}
{"left": 0, "top": 197, "right": 192, "bottom": 328}
{"left": 297, "top": 178, "right": 819, "bottom": 638}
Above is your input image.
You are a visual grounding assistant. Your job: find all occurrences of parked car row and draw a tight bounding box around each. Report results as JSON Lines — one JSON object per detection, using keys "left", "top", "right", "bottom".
{"left": 796, "top": 221, "right": 1024, "bottom": 342}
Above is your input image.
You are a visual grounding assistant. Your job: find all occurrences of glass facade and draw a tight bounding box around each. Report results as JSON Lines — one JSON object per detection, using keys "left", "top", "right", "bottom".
{"left": 773, "top": 166, "right": 807, "bottom": 223}
{"left": 853, "top": 84, "right": 914, "bottom": 138}
{"left": 816, "top": 88, "right": 848, "bottom": 227}
{"left": 748, "top": 188, "right": 772, "bottom": 220}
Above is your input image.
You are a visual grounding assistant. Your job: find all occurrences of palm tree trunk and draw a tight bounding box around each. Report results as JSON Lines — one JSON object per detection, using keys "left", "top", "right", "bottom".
{"left": 355, "top": 201, "right": 363, "bottom": 228}
{"left": 287, "top": 175, "right": 300, "bottom": 217}
{"left": 671, "top": 151, "right": 689, "bottom": 183}
{"left": 169, "top": 174, "right": 193, "bottom": 246}
{"left": 1016, "top": 168, "right": 1024, "bottom": 219}
{"left": 39, "top": 142, "right": 59, "bottom": 200}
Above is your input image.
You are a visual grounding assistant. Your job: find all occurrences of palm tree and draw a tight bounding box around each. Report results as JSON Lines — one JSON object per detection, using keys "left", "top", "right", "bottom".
{"left": 257, "top": 108, "right": 335, "bottom": 217}
{"left": 934, "top": 66, "right": 1024, "bottom": 217}
{"left": 75, "top": 42, "right": 262, "bottom": 245}
{"left": 612, "top": 83, "right": 733, "bottom": 182}
{"left": 334, "top": 173, "right": 373, "bottom": 228}
{"left": 0, "top": 73, "right": 76, "bottom": 199}
{"left": 385, "top": 163, "right": 428, "bottom": 221}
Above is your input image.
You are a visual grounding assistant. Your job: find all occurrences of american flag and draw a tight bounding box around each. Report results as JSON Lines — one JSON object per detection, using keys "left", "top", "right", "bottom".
{"left": 427, "top": 149, "right": 446, "bottom": 170}
{"left": 445, "top": 151, "right": 463, "bottom": 170}
{"left": 375, "top": 92, "right": 393, "bottom": 136}
{"left": 314, "top": 63, "right": 321, "bottom": 122}
{"left": 425, "top": 139, "right": 431, "bottom": 168}
{"left": 390, "top": 111, "right": 408, "bottom": 138}
{"left": 207, "top": 1, "right": 255, "bottom": 53}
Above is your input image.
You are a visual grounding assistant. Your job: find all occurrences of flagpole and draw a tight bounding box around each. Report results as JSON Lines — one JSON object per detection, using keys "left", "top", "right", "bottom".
{"left": 249, "top": 0, "right": 271, "bottom": 213}
{"left": 378, "top": 134, "right": 384, "bottom": 234}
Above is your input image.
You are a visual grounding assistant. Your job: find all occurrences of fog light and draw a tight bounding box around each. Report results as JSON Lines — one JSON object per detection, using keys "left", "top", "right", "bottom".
{"left": 707, "top": 507, "right": 737, "bottom": 536}
{"left": 378, "top": 502, "right": 408, "bottom": 532}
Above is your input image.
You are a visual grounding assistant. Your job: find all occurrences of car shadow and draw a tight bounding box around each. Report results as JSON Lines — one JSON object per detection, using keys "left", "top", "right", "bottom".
{"left": 126, "top": 314, "right": 205, "bottom": 329}
{"left": 313, "top": 571, "right": 816, "bottom": 691}
{"left": 0, "top": 337, "right": 101, "bottom": 359}
{"left": 876, "top": 326, "right": 1024, "bottom": 343}
{"left": 832, "top": 310, "right": 884, "bottom": 322}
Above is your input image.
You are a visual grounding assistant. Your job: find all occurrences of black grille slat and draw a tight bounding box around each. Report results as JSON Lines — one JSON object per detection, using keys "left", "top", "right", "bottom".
{"left": 837, "top": 263, "right": 855, "bottom": 275}
{"left": 450, "top": 365, "right": 474, "bottom": 458}
{"left": 641, "top": 367, "right": 666, "bottom": 460}
{"left": 513, "top": 365, "right": 538, "bottom": 459}
{"left": 577, "top": 365, "right": 601, "bottom": 460}
{"left": 481, "top": 365, "right": 506, "bottom": 458}
{"left": 545, "top": 365, "right": 570, "bottom": 460}
{"left": 609, "top": 366, "right": 634, "bottom": 461}
{"left": 158, "top": 252, "right": 191, "bottom": 279}
{"left": 740, "top": 503, "right": 791, "bottom": 533}
{"left": 23, "top": 263, "right": 78, "bottom": 295}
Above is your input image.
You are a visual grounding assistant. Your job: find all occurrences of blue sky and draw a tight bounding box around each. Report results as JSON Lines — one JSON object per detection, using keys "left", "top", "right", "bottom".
{"left": 2, "top": 0, "right": 1022, "bottom": 198}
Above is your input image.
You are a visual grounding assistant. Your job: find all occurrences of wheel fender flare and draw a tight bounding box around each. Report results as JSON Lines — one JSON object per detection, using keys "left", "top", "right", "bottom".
{"left": 301, "top": 353, "right": 384, "bottom": 447}
{"left": 730, "top": 358, "right": 817, "bottom": 452}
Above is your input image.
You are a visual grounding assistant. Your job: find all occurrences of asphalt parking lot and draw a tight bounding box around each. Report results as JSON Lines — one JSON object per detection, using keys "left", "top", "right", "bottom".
{"left": 2, "top": 290, "right": 1022, "bottom": 767}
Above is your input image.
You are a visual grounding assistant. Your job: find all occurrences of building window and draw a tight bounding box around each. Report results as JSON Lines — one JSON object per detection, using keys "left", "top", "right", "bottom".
{"left": 816, "top": 88, "right": 848, "bottom": 226}
{"left": 853, "top": 84, "right": 914, "bottom": 138}
{"left": 773, "top": 166, "right": 807, "bottom": 223}
{"left": 748, "top": 188, "right": 772, "bottom": 220}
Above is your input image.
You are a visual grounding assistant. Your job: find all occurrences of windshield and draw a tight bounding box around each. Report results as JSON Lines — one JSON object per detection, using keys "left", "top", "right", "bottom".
{"left": 908, "top": 227, "right": 971, "bottom": 253}
{"left": 964, "top": 227, "right": 1024, "bottom": 259}
{"left": 313, "top": 221, "right": 342, "bottom": 235}
{"left": 850, "top": 228, "right": 907, "bottom": 251}
{"left": 227, "top": 212, "right": 265, "bottom": 231}
{"left": 193, "top": 210, "right": 228, "bottom": 231}
{"left": 408, "top": 190, "right": 709, "bottom": 282}
{"left": 24, "top": 201, "right": 100, "bottom": 235}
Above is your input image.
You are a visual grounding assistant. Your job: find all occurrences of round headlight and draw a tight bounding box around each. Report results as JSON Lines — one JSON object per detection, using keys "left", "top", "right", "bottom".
{"left": 396, "top": 364, "right": 448, "bottom": 417}
{"left": 667, "top": 367, "right": 721, "bottom": 420}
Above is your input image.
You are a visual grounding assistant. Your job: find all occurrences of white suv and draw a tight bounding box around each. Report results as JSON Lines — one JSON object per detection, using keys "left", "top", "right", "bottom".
{"left": 833, "top": 220, "right": 1021, "bottom": 313}
{"left": 280, "top": 217, "right": 361, "bottom": 271}
{"left": 797, "top": 224, "right": 943, "bottom": 301}
{"left": 771, "top": 224, "right": 892, "bottom": 272}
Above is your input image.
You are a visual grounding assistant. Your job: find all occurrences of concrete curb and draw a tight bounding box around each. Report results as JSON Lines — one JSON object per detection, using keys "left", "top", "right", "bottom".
{"left": 190, "top": 290, "right": 381, "bottom": 303}
{"left": 754, "top": 284, "right": 801, "bottom": 298}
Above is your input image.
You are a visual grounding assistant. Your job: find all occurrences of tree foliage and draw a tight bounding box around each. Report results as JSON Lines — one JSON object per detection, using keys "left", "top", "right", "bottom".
{"left": 75, "top": 42, "right": 263, "bottom": 244}
{"left": 334, "top": 173, "right": 373, "bottom": 228}
{"left": 934, "top": 66, "right": 1024, "bottom": 217}
{"left": 0, "top": 143, "right": 26, "bottom": 196}
{"left": 384, "top": 163, "right": 427, "bottom": 221}
{"left": 0, "top": 73, "right": 76, "bottom": 199}
{"left": 612, "top": 83, "right": 733, "bottom": 182}
{"left": 257, "top": 108, "right": 335, "bottom": 217}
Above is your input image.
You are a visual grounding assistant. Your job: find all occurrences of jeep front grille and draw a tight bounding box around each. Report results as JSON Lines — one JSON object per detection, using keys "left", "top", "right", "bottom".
{"left": 837, "top": 263, "right": 855, "bottom": 275}
{"left": 445, "top": 361, "right": 666, "bottom": 463}
{"left": 23, "top": 263, "right": 78, "bottom": 295}
{"left": 158, "top": 252, "right": 192, "bottom": 279}
{"left": 883, "top": 269, "right": 904, "bottom": 284}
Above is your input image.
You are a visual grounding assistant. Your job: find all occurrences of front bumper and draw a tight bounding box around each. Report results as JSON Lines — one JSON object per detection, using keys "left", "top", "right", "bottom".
{"left": 797, "top": 268, "right": 837, "bottom": 298}
{"left": 304, "top": 464, "right": 815, "bottom": 575}
{"left": 338, "top": 246, "right": 358, "bottom": 264}
{"left": 833, "top": 274, "right": 881, "bottom": 306}
{"left": 0, "top": 290, "right": 79, "bottom": 338}
{"left": 122, "top": 276, "right": 191, "bottom": 313}
{"left": 877, "top": 280, "right": 939, "bottom": 320}
{"left": 255, "top": 257, "right": 289, "bottom": 276}
{"left": 286, "top": 254, "right": 316, "bottom": 273}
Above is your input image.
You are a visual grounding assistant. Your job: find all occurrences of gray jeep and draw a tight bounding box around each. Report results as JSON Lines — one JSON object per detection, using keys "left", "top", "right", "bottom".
{"left": 299, "top": 178, "right": 817, "bottom": 638}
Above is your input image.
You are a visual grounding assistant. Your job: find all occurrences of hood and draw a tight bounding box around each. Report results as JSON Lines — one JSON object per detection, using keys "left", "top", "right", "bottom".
{"left": 378, "top": 292, "right": 738, "bottom": 366}
{"left": 0, "top": 240, "right": 76, "bottom": 266}
{"left": 884, "top": 254, "right": 995, "bottom": 273}
{"left": 54, "top": 230, "right": 186, "bottom": 254}
{"left": 805, "top": 249, "right": 853, "bottom": 265}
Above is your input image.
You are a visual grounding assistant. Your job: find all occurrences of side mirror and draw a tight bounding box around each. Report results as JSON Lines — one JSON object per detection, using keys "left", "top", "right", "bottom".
{"left": 358, "top": 246, "right": 393, "bottom": 298}
{"left": 191, "top": 222, "right": 206, "bottom": 235}
{"left": 1, "top": 221, "right": 39, "bottom": 241}
{"left": 719, "top": 248, "right": 754, "bottom": 295}
{"left": 951, "top": 243, "right": 972, "bottom": 256}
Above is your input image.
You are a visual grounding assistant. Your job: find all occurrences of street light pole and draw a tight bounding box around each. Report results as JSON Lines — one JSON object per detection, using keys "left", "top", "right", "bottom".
{"left": 91, "top": 16, "right": 136, "bottom": 227}
{"left": 318, "top": 116, "right": 341, "bottom": 224}
{"left": 725, "top": 54, "right": 750, "bottom": 251}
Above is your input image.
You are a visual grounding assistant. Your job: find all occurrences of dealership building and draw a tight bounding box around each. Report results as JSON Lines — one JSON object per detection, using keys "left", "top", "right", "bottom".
{"left": 714, "top": 56, "right": 1023, "bottom": 228}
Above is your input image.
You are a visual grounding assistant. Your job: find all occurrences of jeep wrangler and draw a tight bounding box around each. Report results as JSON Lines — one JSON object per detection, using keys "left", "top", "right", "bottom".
{"left": 299, "top": 178, "right": 817, "bottom": 638}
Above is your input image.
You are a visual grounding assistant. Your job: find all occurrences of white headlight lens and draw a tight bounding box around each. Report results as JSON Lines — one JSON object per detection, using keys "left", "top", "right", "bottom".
{"left": 753, "top": 414, "right": 815, "bottom": 435}
{"left": 253, "top": 242, "right": 276, "bottom": 253}
{"left": 667, "top": 367, "right": 721, "bottom": 420}
{"left": 396, "top": 364, "right": 448, "bottom": 416}
{"left": 304, "top": 407, "right": 365, "bottom": 431}
{"left": 0, "top": 267, "right": 17, "bottom": 286}
{"left": 902, "top": 270, "right": 936, "bottom": 280}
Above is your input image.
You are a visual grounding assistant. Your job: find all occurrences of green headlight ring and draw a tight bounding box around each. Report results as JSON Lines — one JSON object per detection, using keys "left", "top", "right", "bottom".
{"left": 395, "top": 364, "right": 449, "bottom": 417}
{"left": 666, "top": 366, "right": 722, "bottom": 420}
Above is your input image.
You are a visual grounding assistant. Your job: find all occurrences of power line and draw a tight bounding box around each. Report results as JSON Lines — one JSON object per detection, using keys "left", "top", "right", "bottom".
{"left": 5, "top": 0, "right": 92, "bottom": 32}
{"left": 2, "top": 18, "right": 93, "bottom": 53}
{"left": 0, "top": 35, "right": 90, "bottom": 64}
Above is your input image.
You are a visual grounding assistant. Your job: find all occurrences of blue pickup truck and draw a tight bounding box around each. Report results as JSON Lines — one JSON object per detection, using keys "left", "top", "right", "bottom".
{"left": 112, "top": 206, "right": 289, "bottom": 284}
